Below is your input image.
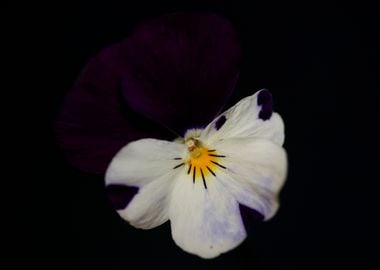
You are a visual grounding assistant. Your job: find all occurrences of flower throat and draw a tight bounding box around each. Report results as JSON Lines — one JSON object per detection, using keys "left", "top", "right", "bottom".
{"left": 172, "top": 138, "right": 227, "bottom": 189}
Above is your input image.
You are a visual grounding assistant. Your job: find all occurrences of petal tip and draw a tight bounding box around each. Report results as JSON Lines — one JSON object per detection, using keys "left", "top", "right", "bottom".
{"left": 257, "top": 89, "right": 273, "bottom": 120}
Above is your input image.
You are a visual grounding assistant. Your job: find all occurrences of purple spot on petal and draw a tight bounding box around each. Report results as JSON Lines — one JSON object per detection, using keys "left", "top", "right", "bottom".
{"left": 257, "top": 89, "right": 273, "bottom": 120}
{"left": 106, "top": 184, "right": 139, "bottom": 210}
{"left": 215, "top": 115, "right": 226, "bottom": 130}
{"left": 239, "top": 204, "right": 264, "bottom": 233}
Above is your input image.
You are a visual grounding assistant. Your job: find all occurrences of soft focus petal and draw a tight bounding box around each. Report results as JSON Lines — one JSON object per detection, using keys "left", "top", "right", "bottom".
{"left": 106, "top": 138, "right": 186, "bottom": 228}
{"left": 118, "top": 13, "right": 241, "bottom": 134}
{"left": 201, "top": 89, "right": 284, "bottom": 145}
{"left": 56, "top": 12, "right": 240, "bottom": 173}
{"left": 169, "top": 172, "right": 246, "bottom": 259}
{"left": 212, "top": 138, "right": 287, "bottom": 220}
{"left": 55, "top": 55, "right": 174, "bottom": 173}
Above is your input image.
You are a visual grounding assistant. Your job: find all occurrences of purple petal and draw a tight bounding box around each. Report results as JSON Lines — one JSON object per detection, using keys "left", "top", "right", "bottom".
{"left": 55, "top": 55, "right": 174, "bottom": 173}
{"left": 116, "top": 13, "right": 241, "bottom": 134}
{"left": 56, "top": 12, "right": 240, "bottom": 174}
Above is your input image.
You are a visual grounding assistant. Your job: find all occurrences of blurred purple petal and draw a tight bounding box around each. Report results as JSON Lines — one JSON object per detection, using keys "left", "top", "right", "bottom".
{"left": 116, "top": 13, "right": 241, "bottom": 134}
{"left": 55, "top": 55, "right": 174, "bottom": 173}
{"left": 56, "top": 12, "right": 240, "bottom": 173}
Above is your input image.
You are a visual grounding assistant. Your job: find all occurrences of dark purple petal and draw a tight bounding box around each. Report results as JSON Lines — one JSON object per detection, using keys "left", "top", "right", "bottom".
{"left": 106, "top": 184, "right": 139, "bottom": 210}
{"left": 117, "top": 13, "right": 241, "bottom": 134}
{"left": 257, "top": 89, "right": 273, "bottom": 120}
{"left": 56, "top": 13, "right": 240, "bottom": 173}
{"left": 55, "top": 54, "right": 174, "bottom": 173}
{"left": 239, "top": 204, "right": 264, "bottom": 233}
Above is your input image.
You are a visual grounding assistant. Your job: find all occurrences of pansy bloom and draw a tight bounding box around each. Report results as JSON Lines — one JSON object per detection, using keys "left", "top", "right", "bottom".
{"left": 57, "top": 13, "right": 287, "bottom": 259}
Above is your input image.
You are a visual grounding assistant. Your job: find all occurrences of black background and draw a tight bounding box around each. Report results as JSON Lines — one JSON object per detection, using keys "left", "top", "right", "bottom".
{"left": 32, "top": 1, "right": 379, "bottom": 269}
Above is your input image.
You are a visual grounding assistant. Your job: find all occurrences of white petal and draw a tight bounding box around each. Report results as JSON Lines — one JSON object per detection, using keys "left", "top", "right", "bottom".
{"left": 105, "top": 138, "right": 186, "bottom": 229}
{"left": 213, "top": 138, "right": 287, "bottom": 220}
{"left": 117, "top": 173, "right": 174, "bottom": 229}
{"left": 106, "top": 138, "right": 186, "bottom": 187}
{"left": 169, "top": 172, "right": 246, "bottom": 259}
{"left": 200, "top": 89, "right": 284, "bottom": 145}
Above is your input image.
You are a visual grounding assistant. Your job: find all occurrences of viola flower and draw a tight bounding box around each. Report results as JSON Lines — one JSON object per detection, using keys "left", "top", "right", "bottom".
{"left": 106, "top": 89, "right": 287, "bottom": 258}
{"left": 56, "top": 12, "right": 287, "bottom": 259}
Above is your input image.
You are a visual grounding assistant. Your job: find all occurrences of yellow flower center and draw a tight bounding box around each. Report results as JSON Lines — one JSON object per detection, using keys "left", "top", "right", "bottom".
{"left": 172, "top": 138, "right": 227, "bottom": 189}
{"left": 184, "top": 138, "right": 226, "bottom": 188}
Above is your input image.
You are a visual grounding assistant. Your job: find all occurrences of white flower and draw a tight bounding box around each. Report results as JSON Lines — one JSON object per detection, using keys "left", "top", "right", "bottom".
{"left": 105, "top": 89, "right": 287, "bottom": 258}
